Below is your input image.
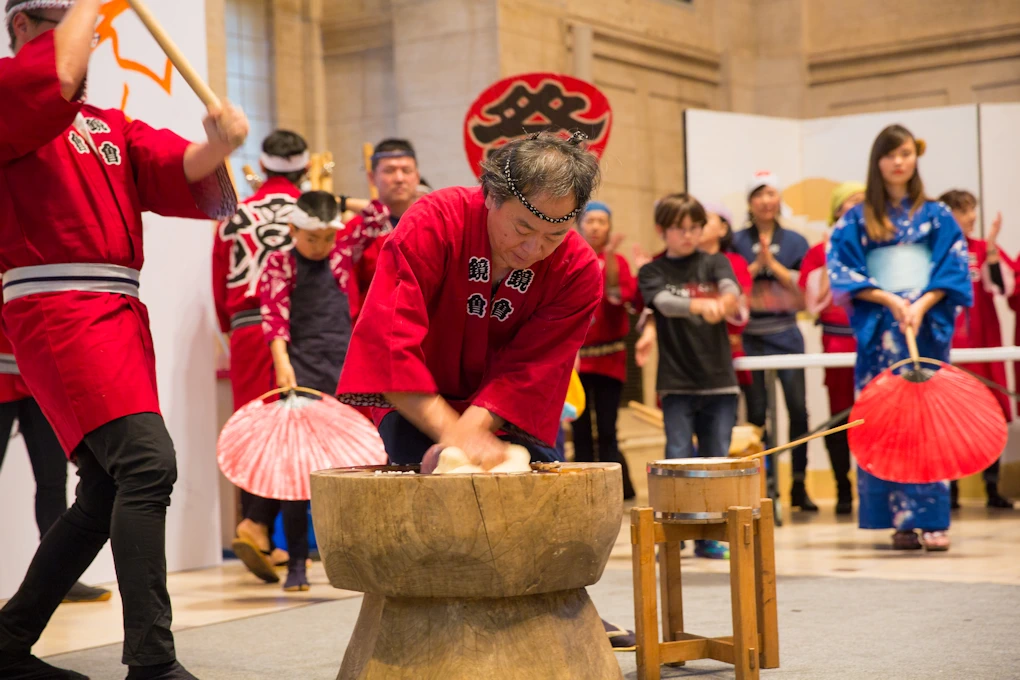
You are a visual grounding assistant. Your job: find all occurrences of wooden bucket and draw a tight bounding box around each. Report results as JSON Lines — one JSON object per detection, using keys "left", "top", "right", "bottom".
{"left": 647, "top": 457, "right": 762, "bottom": 524}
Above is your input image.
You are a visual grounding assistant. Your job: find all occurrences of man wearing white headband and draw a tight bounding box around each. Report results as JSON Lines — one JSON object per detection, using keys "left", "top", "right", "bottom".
{"left": 0, "top": 2, "right": 247, "bottom": 679}
{"left": 213, "top": 129, "right": 312, "bottom": 583}
{"left": 257, "top": 190, "right": 390, "bottom": 592}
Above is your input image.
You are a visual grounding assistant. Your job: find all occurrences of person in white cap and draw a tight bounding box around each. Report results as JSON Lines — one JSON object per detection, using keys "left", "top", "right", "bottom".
{"left": 731, "top": 171, "right": 815, "bottom": 512}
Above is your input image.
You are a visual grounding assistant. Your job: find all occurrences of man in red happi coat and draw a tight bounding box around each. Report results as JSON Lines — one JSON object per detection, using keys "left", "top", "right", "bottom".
{"left": 0, "top": 2, "right": 246, "bottom": 678}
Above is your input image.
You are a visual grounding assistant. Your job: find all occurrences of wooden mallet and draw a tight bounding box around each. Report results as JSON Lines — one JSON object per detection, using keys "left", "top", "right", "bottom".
{"left": 126, "top": 0, "right": 220, "bottom": 107}
{"left": 126, "top": 0, "right": 240, "bottom": 188}
{"left": 363, "top": 142, "right": 380, "bottom": 200}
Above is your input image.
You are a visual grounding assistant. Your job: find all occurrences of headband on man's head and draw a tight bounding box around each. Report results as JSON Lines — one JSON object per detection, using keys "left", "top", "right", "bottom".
{"left": 371, "top": 149, "right": 416, "bottom": 164}
{"left": 288, "top": 206, "right": 342, "bottom": 231}
{"left": 5, "top": 0, "right": 73, "bottom": 27}
{"left": 502, "top": 131, "right": 589, "bottom": 224}
{"left": 260, "top": 151, "right": 310, "bottom": 174}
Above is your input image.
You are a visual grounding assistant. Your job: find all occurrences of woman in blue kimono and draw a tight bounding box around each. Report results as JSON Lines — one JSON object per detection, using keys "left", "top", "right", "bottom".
{"left": 827, "top": 124, "right": 972, "bottom": 552}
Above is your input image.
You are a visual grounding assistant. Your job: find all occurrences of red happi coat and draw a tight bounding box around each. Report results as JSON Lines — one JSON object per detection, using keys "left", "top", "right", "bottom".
{"left": 579, "top": 251, "right": 636, "bottom": 382}
{"left": 338, "top": 186, "right": 601, "bottom": 446}
{"left": 350, "top": 201, "right": 399, "bottom": 320}
{"left": 799, "top": 242, "right": 857, "bottom": 413}
{"left": 0, "top": 33, "right": 235, "bottom": 454}
{"left": 213, "top": 177, "right": 300, "bottom": 408}
{"left": 956, "top": 237, "right": 1014, "bottom": 421}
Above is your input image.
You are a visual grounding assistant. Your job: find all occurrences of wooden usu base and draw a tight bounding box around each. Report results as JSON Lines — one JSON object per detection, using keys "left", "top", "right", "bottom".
{"left": 311, "top": 462, "right": 624, "bottom": 680}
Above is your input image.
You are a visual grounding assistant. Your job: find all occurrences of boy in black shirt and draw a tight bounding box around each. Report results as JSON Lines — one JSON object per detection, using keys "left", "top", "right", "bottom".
{"left": 639, "top": 194, "right": 741, "bottom": 460}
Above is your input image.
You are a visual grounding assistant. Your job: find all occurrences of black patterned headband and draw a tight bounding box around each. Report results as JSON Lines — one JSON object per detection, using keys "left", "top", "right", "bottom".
{"left": 503, "top": 156, "right": 581, "bottom": 224}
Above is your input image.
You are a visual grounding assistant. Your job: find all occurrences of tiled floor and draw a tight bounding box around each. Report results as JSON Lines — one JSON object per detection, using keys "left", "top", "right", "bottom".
{"left": 17, "top": 501, "right": 1020, "bottom": 659}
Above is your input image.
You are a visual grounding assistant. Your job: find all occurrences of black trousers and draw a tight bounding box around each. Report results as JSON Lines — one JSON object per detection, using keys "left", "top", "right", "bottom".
{"left": 0, "top": 398, "right": 67, "bottom": 538}
{"left": 240, "top": 490, "right": 280, "bottom": 530}
{"left": 0, "top": 413, "right": 177, "bottom": 666}
{"left": 572, "top": 373, "right": 635, "bottom": 498}
{"left": 824, "top": 412, "right": 853, "bottom": 499}
{"left": 745, "top": 368, "right": 810, "bottom": 479}
{"left": 281, "top": 501, "right": 309, "bottom": 568}
{"left": 378, "top": 411, "right": 560, "bottom": 465}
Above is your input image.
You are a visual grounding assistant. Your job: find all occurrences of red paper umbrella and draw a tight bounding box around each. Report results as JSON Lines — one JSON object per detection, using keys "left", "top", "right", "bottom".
{"left": 849, "top": 329, "right": 1007, "bottom": 484}
{"left": 218, "top": 387, "right": 387, "bottom": 501}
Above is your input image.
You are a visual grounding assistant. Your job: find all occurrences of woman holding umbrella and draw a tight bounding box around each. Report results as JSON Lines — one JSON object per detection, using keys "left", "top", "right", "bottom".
{"left": 827, "top": 124, "right": 972, "bottom": 552}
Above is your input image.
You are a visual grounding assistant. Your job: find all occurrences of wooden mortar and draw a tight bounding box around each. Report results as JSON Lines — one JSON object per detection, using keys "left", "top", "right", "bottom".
{"left": 311, "top": 462, "right": 624, "bottom": 680}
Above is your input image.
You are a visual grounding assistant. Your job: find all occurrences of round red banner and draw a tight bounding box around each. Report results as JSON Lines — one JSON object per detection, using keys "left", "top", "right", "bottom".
{"left": 463, "top": 72, "right": 613, "bottom": 179}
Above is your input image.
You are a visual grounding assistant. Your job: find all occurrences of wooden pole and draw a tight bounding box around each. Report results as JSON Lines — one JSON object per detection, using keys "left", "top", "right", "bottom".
{"left": 363, "top": 143, "right": 379, "bottom": 200}
{"left": 127, "top": 0, "right": 220, "bottom": 108}
{"left": 743, "top": 420, "right": 864, "bottom": 462}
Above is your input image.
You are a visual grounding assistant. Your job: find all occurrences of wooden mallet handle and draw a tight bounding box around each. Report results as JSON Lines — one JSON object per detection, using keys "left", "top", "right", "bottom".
{"left": 363, "top": 143, "right": 379, "bottom": 200}
{"left": 127, "top": 0, "right": 220, "bottom": 108}
{"left": 905, "top": 326, "right": 921, "bottom": 371}
{"left": 743, "top": 419, "right": 864, "bottom": 462}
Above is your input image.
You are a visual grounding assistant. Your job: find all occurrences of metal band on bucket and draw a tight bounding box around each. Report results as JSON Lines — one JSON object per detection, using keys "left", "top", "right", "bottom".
{"left": 655, "top": 508, "right": 762, "bottom": 522}
{"left": 647, "top": 465, "right": 758, "bottom": 479}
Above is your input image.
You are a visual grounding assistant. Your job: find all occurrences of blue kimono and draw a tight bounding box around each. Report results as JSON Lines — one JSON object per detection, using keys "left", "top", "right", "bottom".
{"left": 827, "top": 198, "right": 972, "bottom": 532}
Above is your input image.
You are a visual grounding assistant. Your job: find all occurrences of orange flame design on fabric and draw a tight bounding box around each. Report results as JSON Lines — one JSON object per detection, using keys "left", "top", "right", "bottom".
{"left": 94, "top": 0, "right": 174, "bottom": 112}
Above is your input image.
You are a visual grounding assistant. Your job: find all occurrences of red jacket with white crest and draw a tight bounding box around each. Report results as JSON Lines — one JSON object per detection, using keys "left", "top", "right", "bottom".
{"left": 337, "top": 186, "right": 601, "bottom": 447}
{"left": 0, "top": 32, "right": 235, "bottom": 454}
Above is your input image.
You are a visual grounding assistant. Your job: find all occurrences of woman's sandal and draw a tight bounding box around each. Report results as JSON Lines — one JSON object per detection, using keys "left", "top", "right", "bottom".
{"left": 921, "top": 531, "right": 950, "bottom": 552}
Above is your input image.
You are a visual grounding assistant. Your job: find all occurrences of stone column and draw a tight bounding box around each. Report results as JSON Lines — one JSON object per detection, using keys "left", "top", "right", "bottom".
{"left": 205, "top": 0, "right": 228, "bottom": 99}
{"left": 571, "top": 23, "right": 593, "bottom": 82}
{"left": 303, "top": 0, "right": 328, "bottom": 151}
{"left": 272, "top": 0, "right": 307, "bottom": 133}
{"left": 390, "top": 0, "right": 501, "bottom": 188}
{"left": 752, "top": 0, "right": 809, "bottom": 118}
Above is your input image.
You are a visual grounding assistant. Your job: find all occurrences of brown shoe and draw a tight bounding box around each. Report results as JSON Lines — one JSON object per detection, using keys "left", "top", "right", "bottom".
{"left": 232, "top": 537, "right": 280, "bottom": 583}
{"left": 891, "top": 530, "right": 921, "bottom": 550}
{"left": 62, "top": 581, "right": 112, "bottom": 603}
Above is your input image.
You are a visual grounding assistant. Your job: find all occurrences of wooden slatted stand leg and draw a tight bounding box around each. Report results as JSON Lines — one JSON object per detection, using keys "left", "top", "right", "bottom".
{"left": 755, "top": 498, "right": 780, "bottom": 669}
{"left": 728, "top": 507, "right": 760, "bottom": 680}
{"left": 632, "top": 508, "right": 661, "bottom": 680}
{"left": 659, "top": 539, "right": 686, "bottom": 666}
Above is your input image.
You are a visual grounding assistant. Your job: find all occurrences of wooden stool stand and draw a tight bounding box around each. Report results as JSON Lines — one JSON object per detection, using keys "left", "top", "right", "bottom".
{"left": 630, "top": 499, "right": 779, "bottom": 680}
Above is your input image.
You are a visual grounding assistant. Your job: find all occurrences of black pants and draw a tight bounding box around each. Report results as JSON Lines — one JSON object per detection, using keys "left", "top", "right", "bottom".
{"left": 824, "top": 412, "right": 853, "bottom": 499}
{"left": 572, "top": 373, "right": 635, "bottom": 498}
{"left": 0, "top": 398, "right": 67, "bottom": 538}
{"left": 281, "top": 501, "right": 309, "bottom": 568}
{"left": 240, "top": 490, "right": 280, "bottom": 531}
{"left": 0, "top": 413, "right": 177, "bottom": 666}
{"left": 378, "top": 411, "right": 560, "bottom": 465}
{"left": 745, "top": 368, "right": 809, "bottom": 480}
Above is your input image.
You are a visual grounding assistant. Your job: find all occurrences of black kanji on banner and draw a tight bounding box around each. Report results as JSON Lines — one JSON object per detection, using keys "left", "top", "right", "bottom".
{"left": 463, "top": 73, "right": 613, "bottom": 179}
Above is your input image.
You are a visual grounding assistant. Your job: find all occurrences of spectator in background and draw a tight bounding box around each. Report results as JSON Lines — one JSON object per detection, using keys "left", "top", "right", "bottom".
{"left": 798, "top": 181, "right": 865, "bottom": 515}
{"left": 732, "top": 172, "right": 814, "bottom": 512}
{"left": 575, "top": 201, "right": 636, "bottom": 500}
{"left": 638, "top": 193, "right": 741, "bottom": 559}
{"left": 349, "top": 138, "right": 422, "bottom": 305}
{"left": 940, "top": 189, "right": 1016, "bottom": 510}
